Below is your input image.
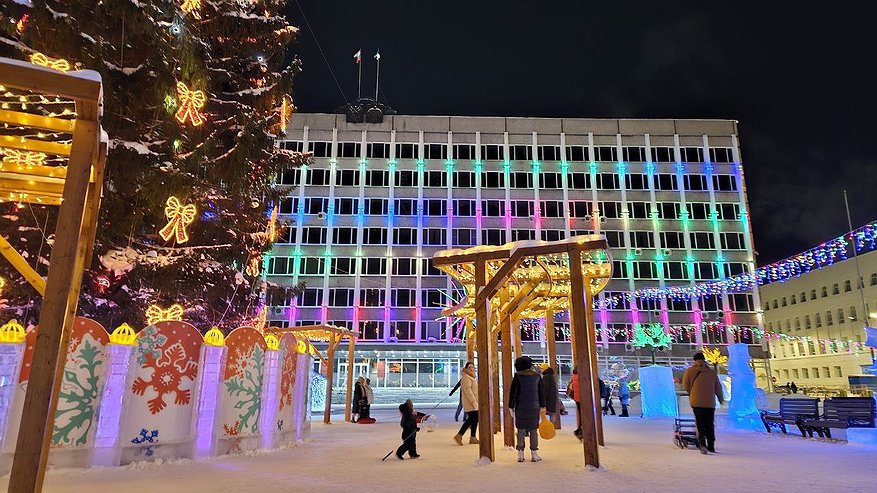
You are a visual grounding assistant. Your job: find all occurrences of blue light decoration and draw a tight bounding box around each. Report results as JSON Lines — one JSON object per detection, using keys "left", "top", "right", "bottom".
{"left": 639, "top": 365, "right": 677, "bottom": 418}
{"left": 727, "top": 343, "right": 761, "bottom": 429}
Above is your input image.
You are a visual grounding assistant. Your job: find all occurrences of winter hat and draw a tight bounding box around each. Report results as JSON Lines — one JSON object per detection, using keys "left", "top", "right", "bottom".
{"left": 693, "top": 352, "right": 705, "bottom": 361}
{"left": 399, "top": 403, "right": 408, "bottom": 413}
{"left": 514, "top": 356, "right": 533, "bottom": 372}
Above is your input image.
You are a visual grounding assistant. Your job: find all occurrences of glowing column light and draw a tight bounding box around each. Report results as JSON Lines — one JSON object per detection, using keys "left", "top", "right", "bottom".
{"left": 474, "top": 161, "right": 484, "bottom": 232}
{"left": 91, "top": 323, "right": 138, "bottom": 466}
{"left": 0, "top": 321, "right": 26, "bottom": 452}
{"left": 260, "top": 334, "right": 282, "bottom": 449}
{"left": 192, "top": 327, "right": 226, "bottom": 459}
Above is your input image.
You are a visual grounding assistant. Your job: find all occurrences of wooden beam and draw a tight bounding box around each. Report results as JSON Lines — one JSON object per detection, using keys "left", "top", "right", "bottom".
{"left": 81, "top": 140, "right": 106, "bottom": 265}
{"left": 474, "top": 259, "right": 495, "bottom": 461}
{"left": 323, "top": 333, "right": 337, "bottom": 424}
{"left": 568, "top": 248, "right": 599, "bottom": 468}
{"left": 465, "top": 319, "right": 475, "bottom": 363}
{"left": 0, "top": 58, "right": 103, "bottom": 103}
{"left": 584, "top": 276, "right": 604, "bottom": 447}
{"left": 0, "top": 164, "right": 68, "bottom": 179}
{"left": 0, "top": 109, "right": 76, "bottom": 133}
{"left": 545, "top": 308, "right": 561, "bottom": 429}
{"left": 512, "top": 314, "right": 522, "bottom": 359}
{"left": 476, "top": 252, "right": 524, "bottom": 307}
{"left": 0, "top": 234, "right": 46, "bottom": 295}
{"left": 8, "top": 117, "right": 98, "bottom": 493}
{"left": 490, "top": 325, "right": 501, "bottom": 434}
{"left": 344, "top": 335, "right": 356, "bottom": 423}
{"left": 0, "top": 135, "right": 71, "bottom": 156}
{"left": 500, "top": 288, "right": 515, "bottom": 447}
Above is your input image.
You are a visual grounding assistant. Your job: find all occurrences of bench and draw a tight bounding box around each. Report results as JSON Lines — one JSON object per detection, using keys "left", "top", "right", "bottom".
{"left": 760, "top": 397, "right": 820, "bottom": 437}
{"left": 801, "top": 397, "right": 876, "bottom": 439}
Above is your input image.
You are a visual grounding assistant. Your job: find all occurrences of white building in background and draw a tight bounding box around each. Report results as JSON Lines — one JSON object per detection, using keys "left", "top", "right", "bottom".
{"left": 269, "top": 113, "right": 764, "bottom": 391}
{"left": 761, "top": 248, "right": 877, "bottom": 391}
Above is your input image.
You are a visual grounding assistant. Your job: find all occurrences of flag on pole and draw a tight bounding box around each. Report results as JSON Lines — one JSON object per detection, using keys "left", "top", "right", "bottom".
{"left": 354, "top": 49, "right": 362, "bottom": 64}
{"left": 374, "top": 50, "right": 381, "bottom": 61}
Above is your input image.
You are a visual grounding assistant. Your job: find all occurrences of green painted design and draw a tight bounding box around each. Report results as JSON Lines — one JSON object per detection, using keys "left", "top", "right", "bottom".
{"left": 52, "top": 338, "right": 103, "bottom": 446}
{"left": 137, "top": 326, "right": 167, "bottom": 365}
{"left": 224, "top": 346, "right": 264, "bottom": 434}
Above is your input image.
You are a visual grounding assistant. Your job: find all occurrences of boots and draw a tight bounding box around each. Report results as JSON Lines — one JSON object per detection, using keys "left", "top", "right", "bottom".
{"left": 517, "top": 450, "right": 525, "bottom": 462}
{"left": 469, "top": 436, "right": 480, "bottom": 444}
{"left": 453, "top": 434, "right": 463, "bottom": 445}
{"left": 531, "top": 450, "right": 542, "bottom": 462}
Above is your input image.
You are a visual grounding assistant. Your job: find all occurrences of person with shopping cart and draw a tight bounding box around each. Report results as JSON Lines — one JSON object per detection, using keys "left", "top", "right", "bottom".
{"left": 682, "top": 352, "right": 725, "bottom": 454}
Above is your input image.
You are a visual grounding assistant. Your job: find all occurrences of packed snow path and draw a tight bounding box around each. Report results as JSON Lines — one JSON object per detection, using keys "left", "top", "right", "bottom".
{"left": 3, "top": 407, "right": 872, "bottom": 493}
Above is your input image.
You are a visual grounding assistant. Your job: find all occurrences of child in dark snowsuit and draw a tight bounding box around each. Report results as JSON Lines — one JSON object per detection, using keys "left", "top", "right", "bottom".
{"left": 395, "top": 402, "right": 420, "bottom": 459}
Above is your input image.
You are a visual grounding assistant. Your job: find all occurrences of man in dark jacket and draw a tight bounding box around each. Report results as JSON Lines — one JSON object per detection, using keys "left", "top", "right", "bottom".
{"left": 508, "top": 356, "right": 546, "bottom": 463}
{"left": 599, "top": 379, "right": 615, "bottom": 416}
{"left": 682, "top": 352, "right": 724, "bottom": 454}
{"left": 395, "top": 402, "right": 420, "bottom": 459}
{"left": 540, "top": 364, "right": 560, "bottom": 428}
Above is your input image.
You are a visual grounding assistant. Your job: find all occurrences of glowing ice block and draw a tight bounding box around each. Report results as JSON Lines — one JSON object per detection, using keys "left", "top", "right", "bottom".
{"left": 259, "top": 347, "right": 281, "bottom": 449}
{"left": 639, "top": 365, "right": 677, "bottom": 418}
{"left": 192, "top": 344, "right": 226, "bottom": 459}
{"left": 727, "top": 343, "right": 759, "bottom": 419}
{"left": 0, "top": 342, "right": 25, "bottom": 451}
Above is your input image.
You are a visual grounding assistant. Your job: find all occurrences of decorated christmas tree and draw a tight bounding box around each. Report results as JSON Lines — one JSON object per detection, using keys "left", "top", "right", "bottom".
{"left": 0, "top": 0, "right": 307, "bottom": 330}
{"left": 632, "top": 323, "right": 673, "bottom": 365}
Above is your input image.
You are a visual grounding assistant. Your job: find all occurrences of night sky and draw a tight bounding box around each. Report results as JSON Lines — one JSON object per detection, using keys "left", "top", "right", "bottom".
{"left": 285, "top": 1, "right": 877, "bottom": 265}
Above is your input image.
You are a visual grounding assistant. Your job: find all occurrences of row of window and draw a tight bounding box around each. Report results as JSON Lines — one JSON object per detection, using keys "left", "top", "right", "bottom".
{"left": 277, "top": 169, "right": 739, "bottom": 192}
{"left": 278, "top": 225, "right": 747, "bottom": 251}
{"left": 280, "top": 197, "right": 743, "bottom": 223}
{"left": 764, "top": 273, "right": 877, "bottom": 311}
{"left": 766, "top": 304, "right": 866, "bottom": 332}
{"left": 774, "top": 367, "right": 844, "bottom": 380}
{"left": 282, "top": 141, "right": 735, "bottom": 164}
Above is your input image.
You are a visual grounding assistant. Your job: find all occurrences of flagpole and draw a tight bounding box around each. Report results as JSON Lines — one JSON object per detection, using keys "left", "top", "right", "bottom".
{"left": 374, "top": 51, "right": 380, "bottom": 101}
{"left": 357, "top": 49, "right": 362, "bottom": 99}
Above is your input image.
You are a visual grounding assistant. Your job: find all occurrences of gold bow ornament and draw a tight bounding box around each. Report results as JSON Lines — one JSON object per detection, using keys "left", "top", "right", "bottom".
{"left": 180, "top": 0, "right": 201, "bottom": 14}
{"left": 174, "top": 81, "right": 207, "bottom": 127}
{"left": 159, "top": 196, "right": 197, "bottom": 244}
{"left": 29, "top": 52, "right": 71, "bottom": 72}
{"left": 145, "top": 303, "right": 185, "bottom": 326}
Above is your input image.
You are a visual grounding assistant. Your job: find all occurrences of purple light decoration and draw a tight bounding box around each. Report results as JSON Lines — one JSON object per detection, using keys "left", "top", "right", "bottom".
{"left": 91, "top": 343, "right": 135, "bottom": 466}
{"left": 192, "top": 344, "right": 225, "bottom": 459}
{"left": 260, "top": 347, "right": 281, "bottom": 449}
{"left": 294, "top": 353, "right": 313, "bottom": 441}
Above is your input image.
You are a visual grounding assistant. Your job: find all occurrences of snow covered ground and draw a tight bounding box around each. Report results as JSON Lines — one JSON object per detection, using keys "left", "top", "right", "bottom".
{"left": 2, "top": 406, "right": 873, "bottom": 493}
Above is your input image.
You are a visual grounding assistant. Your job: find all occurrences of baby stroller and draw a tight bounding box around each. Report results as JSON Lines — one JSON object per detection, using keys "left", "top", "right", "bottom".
{"left": 674, "top": 418, "right": 699, "bottom": 449}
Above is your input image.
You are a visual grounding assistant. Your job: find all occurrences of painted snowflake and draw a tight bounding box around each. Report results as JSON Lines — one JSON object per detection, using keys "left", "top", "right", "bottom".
{"left": 52, "top": 337, "right": 104, "bottom": 446}
{"left": 224, "top": 345, "right": 264, "bottom": 434}
{"left": 132, "top": 341, "right": 197, "bottom": 414}
{"left": 131, "top": 428, "right": 159, "bottom": 457}
{"left": 136, "top": 326, "right": 168, "bottom": 365}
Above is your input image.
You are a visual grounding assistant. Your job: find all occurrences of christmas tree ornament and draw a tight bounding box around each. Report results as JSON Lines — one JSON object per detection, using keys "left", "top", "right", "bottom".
{"left": 109, "top": 323, "right": 138, "bottom": 345}
{"left": 0, "top": 319, "right": 26, "bottom": 343}
{"left": 246, "top": 256, "right": 261, "bottom": 277}
{"left": 159, "top": 196, "right": 197, "bottom": 244}
{"left": 145, "top": 303, "right": 185, "bottom": 326}
{"left": 174, "top": 82, "right": 207, "bottom": 127}
{"left": 29, "top": 52, "right": 71, "bottom": 72}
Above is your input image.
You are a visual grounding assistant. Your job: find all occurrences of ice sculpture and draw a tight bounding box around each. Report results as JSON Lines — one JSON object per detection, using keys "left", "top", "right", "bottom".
{"left": 727, "top": 343, "right": 759, "bottom": 419}
{"left": 639, "top": 365, "right": 676, "bottom": 417}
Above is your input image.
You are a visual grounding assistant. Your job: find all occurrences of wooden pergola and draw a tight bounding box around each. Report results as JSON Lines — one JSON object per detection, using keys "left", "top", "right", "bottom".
{"left": 0, "top": 57, "right": 106, "bottom": 492}
{"left": 271, "top": 325, "right": 358, "bottom": 424}
{"left": 433, "top": 235, "right": 612, "bottom": 467}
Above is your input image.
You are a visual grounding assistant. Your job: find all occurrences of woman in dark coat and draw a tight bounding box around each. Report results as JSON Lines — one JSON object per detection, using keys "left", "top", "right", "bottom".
{"left": 540, "top": 364, "right": 560, "bottom": 428}
{"left": 352, "top": 377, "right": 365, "bottom": 422}
{"left": 508, "top": 356, "right": 545, "bottom": 463}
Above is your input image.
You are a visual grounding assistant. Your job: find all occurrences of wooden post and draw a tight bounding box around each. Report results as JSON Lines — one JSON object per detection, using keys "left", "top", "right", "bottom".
{"left": 584, "top": 276, "right": 604, "bottom": 446}
{"left": 474, "top": 259, "right": 495, "bottom": 461}
{"left": 512, "top": 314, "right": 523, "bottom": 358}
{"left": 568, "top": 248, "right": 600, "bottom": 468}
{"left": 323, "top": 334, "right": 337, "bottom": 424}
{"left": 8, "top": 119, "right": 99, "bottom": 493}
{"left": 344, "top": 335, "right": 355, "bottom": 423}
{"left": 500, "top": 289, "right": 515, "bottom": 447}
{"left": 491, "top": 327, "right": 501, "bottom": 434}
{"left": 545, "top": 308, "right": 561, "bottom": 429}
{"left": 465, "top": 319, "right": 475, "bottom": 363}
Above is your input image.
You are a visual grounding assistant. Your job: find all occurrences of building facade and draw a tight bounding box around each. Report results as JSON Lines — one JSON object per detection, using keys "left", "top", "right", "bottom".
{"left": 761, "top": 248, "right": 877, "bottom": 391}
{"left": 270, "top": 114, "right": 764, "bottom": 391}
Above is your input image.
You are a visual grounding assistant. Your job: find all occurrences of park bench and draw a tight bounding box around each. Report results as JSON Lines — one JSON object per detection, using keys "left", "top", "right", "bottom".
{"left": 801, "top": 397, "right": 876, "bottom": 439}
{"left": 760, "top": 397, "right": 820, "bottom": 437}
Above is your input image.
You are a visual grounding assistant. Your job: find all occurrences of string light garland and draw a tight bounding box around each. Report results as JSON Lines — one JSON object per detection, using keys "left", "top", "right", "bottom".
{"left": 1, "top": 149, "right": 47, "bottom": 168}
{"left": 145, "top": 303, "right": 185, "bottom": 326}
{"left": 29, "top": 52, "right": 71, "bottom": 72}
{"left": 174, "top": 82, "right": 207, "bottom": 127}
{"left": 180, "top": 0, "right": 201, "bottom": 14}
{"left": 16, "top": 14, "right": 28, "bottom": 35}
{"left": 246, "top": 255, "right": 261, "bottom": 277}
{"left": 158, "top": 196, "right": 196, "bottom": 244}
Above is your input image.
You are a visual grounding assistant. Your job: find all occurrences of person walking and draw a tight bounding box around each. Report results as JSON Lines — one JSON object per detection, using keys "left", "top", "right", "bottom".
{"left": 568, "top": 368, "right": 582, "bottom": 439}
{"left": 352, "top": 376, "right": 365, "bottom": 423}
{"left": 682, "top": 352, "right": 725, "bottom": 454}
{"left": 618, "top": 377, "right": 630, "bottom": 417}
{"left": 790, "top": 381, "right": 798, "bottom": 394}
{"left": 449, "top": 378, "right": 464, "bottom": 422}
{"left": 600, "top": 379, "right": 615, "bottom": 416}
{"left": 540, "top": 363, "right": 561, "bottom": 429}
{"left": 509, "top": 356, "right": 546, "bottom": 462}
{"left": 453, "top": 362, "right": 479, "bottom": 445}
{"left": 395, "top": 402, "right": 420, "bottom": 460}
